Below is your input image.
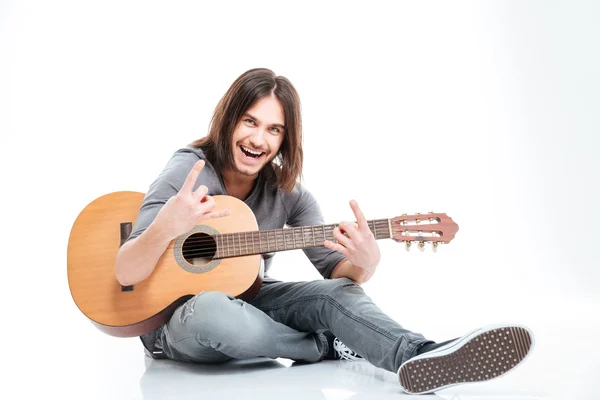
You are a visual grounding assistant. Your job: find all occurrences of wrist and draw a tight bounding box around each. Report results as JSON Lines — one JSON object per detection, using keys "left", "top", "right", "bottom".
{"left": 331, "top": 259, "right": 374, "bottom": 284}
{"left": 147, "top": 219, "right": 175, "bottom": 245}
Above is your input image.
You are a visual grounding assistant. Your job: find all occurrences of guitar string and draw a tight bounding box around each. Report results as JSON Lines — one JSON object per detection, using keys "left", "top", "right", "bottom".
{"left": 178, "top": 219, "right": 392, "bottom": 246}
{"left": 179, "top": 220, "right": 392, "bottom": 247}
{"left": 178, "top": 221, "right": 394, "bottom": 259}
{"left": 179, "top": 221, "right": 394, "bottom": 258}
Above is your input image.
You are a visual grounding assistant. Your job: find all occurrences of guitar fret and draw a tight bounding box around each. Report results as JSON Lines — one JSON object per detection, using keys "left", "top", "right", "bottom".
{"left": 302, "top": 227, "right": 306, "bottom": 248}
{"left": 267, "top": 231, "right": 270, "bottom": 252}
{"left": 215, "top": 235, "right": 218, "bottom": 258}
{"left": 221, "top": 235, "right": 225, "bottom": 258}
{"left": 293, "top": 227, "right": 297, "bottom": 249}
{"left": 272, "top": 230, "right": 276, "bottom": 251}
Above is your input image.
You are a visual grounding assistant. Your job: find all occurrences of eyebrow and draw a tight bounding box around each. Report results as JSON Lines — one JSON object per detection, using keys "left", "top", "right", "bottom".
{"left": 243, "top": 113, "right": 286, "bottom": 131}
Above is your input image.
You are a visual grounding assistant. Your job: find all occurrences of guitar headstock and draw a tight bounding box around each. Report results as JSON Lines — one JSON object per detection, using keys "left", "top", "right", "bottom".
{"left": 391, "top": 212, "right": 459, "bottom": 251}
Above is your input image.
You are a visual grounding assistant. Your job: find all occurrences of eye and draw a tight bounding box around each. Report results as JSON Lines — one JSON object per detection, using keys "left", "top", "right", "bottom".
{"left": 269, "top": 127, "right": 281, "bottom": 134}
{"left": 244, "top": 118, "right": 256, "bottom": 126}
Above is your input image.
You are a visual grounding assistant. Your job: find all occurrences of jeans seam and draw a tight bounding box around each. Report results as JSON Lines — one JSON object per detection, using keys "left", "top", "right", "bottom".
{"left": 261, "top": 294, "right": 397, "bottom": 341}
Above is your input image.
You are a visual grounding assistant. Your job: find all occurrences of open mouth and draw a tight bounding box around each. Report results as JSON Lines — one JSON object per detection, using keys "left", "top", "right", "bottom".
{"left": 240, "top": 145, "right": 265, "bottom": 159}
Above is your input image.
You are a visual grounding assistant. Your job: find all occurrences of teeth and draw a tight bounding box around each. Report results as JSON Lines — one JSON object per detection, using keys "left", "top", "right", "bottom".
{"left": 241, "top": 145, "right": 263, "bottom": 156}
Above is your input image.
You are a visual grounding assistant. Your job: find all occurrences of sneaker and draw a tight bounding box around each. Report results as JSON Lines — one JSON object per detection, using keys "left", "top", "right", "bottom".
{"left": 332, "top": 338, "right": 362, "bottom": 361}
{"left": 397, "top": 325, "right": 534, "bottom": 394}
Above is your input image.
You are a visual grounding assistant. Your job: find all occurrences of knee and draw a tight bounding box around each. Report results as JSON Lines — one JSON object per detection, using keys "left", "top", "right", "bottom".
{"left": 176, "top": 292, "right": 265, "bottom": 342}
{"left": 191, "top": 291, "right": 232, "bottom": 313}
{"left": 177, "top": 291, "right": 232, "bottom": 330}
{"left": 323, "top": 277, "right": 365, "bottom": 302}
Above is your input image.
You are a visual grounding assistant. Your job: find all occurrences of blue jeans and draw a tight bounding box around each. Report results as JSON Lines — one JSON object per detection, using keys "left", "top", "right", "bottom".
{"left": 156, "top": 277, "right": 430, "bottom": 372}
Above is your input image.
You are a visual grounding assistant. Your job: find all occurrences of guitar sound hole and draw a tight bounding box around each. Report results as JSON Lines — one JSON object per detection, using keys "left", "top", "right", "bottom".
{"left": 182, "top": 233, "right": 216, "bottom": 266}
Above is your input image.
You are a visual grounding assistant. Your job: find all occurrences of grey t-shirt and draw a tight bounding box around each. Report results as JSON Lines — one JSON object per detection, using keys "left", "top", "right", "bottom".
{"left": 126, "top": 146, "right": 345, "bottom": 280}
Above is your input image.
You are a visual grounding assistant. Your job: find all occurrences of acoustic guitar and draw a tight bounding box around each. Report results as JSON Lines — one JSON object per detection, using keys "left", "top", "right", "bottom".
{"left": 67, "top": 192, "right": 458, "bottom": 337}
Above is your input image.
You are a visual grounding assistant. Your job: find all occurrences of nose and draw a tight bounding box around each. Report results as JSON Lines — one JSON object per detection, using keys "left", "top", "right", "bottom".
{"left": 248, "top": 128, "right": 267, "bottom": 149}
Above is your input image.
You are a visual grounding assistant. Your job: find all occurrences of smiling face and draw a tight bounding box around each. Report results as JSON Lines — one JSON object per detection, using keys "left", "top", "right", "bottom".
{"left": 230, "top": 94, "right": 286, "bottom": 180}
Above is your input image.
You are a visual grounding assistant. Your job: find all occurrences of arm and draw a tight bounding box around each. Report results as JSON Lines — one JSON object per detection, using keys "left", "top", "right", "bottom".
{"left": 285, "top": 186, "right": 347, "bottom": 279}
{"left": 115, "top": 155, "right": 228, "bottom": 286}
{"left": 115, "top": 219, "right": 173, "bottom": 286}
{"left": 330, "top": 257, "right": 374, "bottom": 285}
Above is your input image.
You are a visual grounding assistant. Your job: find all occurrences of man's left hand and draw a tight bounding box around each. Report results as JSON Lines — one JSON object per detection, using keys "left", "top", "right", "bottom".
{"left": 324, "top": 200, "right": 381, "bottom": 278}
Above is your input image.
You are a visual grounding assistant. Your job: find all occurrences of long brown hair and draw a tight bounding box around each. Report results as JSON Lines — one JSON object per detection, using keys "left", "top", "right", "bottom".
{"left": 190, "top": 68, "right": 303, "bottom": 192}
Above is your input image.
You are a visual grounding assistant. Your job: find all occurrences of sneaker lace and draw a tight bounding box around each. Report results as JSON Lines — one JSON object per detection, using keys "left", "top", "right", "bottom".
{"left": 333, "top": 338, "right": 362, "bottom": 361}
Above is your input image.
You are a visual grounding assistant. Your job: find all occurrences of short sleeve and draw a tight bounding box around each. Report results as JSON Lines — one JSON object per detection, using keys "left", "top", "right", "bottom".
{"left": 286, "top": 186, "right": 346, "bottom": 279}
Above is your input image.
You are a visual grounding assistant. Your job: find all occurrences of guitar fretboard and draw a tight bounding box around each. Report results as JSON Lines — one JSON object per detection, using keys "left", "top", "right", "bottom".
{"left": 213, "top": 219, "right": 391, "bottom": 259}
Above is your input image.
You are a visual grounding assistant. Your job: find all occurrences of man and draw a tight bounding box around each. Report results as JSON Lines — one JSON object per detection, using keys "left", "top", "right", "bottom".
{"left": 115, "top": 68, "right": 534, "bottom": 395}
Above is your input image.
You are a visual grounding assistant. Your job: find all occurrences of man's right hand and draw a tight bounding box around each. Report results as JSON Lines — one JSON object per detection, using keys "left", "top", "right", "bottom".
{"left": 153, "top": 160, "right": 230, "bottom": 241}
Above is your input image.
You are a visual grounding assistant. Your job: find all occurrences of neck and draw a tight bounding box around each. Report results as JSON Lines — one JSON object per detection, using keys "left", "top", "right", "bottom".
{"left": 213, "top": 219, "right": 392, "bottom": 259}
{"left": 221, "top": 168, "right": 258, "bottom": 201}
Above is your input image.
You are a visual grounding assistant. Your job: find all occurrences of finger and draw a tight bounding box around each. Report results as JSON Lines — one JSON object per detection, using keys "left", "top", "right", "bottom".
{"left": 202, "top": 209, "right": 231, "bottom": 219}
{"left": 193, "top": 184, "right": 209, "bottom": 200}
{"left": 182, "top": 160, "right": 205, "bottom": 194}
{"left": 350, "top": 200, "right": 368, "bottom": 231}
{"left": 332, "top": 227, "right": 353, "bottom": 248}
{"left": 339, "top": 221, "right": 359, "bottom": 239}
{"left": 198, "top": 195, "right": 215, "bottom": 210}
{"left": 323, "top": 240, "right": 349, "bottom": 257}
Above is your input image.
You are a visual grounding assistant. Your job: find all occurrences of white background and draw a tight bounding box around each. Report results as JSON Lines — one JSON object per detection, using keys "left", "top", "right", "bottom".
{"left": 1, "top": 1, "right": 599, "bottom": 398}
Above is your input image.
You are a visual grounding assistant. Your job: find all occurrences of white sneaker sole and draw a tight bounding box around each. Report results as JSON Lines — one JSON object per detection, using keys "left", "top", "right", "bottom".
{"left": 397, "top": 324, "right": 534, "bottom": 394}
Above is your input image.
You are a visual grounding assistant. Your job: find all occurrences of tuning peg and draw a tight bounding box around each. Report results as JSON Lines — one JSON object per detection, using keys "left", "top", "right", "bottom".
{"left": 418, "top": 241, "right": 425, "bottom": 251}
{"left": 432, "top": 242, "right": 439, "bottom": 252}
{"left": 405, "top": 241, "right": 412, "bottom": 251}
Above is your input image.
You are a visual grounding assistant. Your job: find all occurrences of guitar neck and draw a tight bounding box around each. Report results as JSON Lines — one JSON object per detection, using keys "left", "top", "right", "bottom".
{"left": 214, "top": 219, "right": 391, "bottom": 259}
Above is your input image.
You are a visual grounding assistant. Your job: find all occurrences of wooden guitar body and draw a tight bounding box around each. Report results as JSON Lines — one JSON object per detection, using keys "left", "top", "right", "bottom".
{"left": 67, "top": 192, "right": 262, "bottom": 337}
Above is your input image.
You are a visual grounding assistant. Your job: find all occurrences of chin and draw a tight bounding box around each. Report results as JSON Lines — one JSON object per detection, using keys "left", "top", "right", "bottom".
{"left": 234, "top": 162, "right": 261, "bottom": 177}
